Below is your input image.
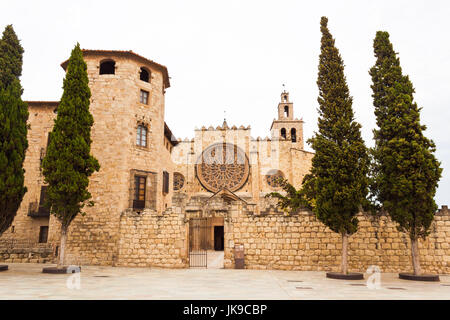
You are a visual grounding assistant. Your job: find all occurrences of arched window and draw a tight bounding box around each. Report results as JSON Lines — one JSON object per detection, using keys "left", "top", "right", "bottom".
{"left": 136, "top": 124, "right": 147, "bottom": 147}
{"left": 140, "top": 67, "right": 150, "bottom": 82}
{"left": 291, "top": 128, "right": 297, "bottom": 142}
{"left": 99, "top": 60, "right": 115, "bottom": 75}
{"left": 284, "top": 105, "right": 289, "bottom": 117}
{"left": 280, "top": 128, "right": 286, "bottom": 139}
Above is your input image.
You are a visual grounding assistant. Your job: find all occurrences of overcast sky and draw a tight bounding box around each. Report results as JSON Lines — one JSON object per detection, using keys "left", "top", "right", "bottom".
{"left": 1, "top": 0, "right": 448, "bottom": 206}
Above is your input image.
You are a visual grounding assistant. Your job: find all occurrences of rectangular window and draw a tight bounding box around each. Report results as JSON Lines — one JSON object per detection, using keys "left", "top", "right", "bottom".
{"left": 140, "top": 90, "right": 149, "bottom": 104}
{"left": 39, "top": 186, "right": 48, "bottom": 205}
{"left": 163, "top": 171, "right": 169, "bottom": 194}
{"left": 38, "top": 186, "right": 50, "bottom": 216}
{"left": 136, "top": 125, "right": 147, "bottom": 147}
{"left": 133, "top": 176, "right": 146, "bottom": 209}
{"left": 39, "top": 226, "right": 49, "bottom": 243}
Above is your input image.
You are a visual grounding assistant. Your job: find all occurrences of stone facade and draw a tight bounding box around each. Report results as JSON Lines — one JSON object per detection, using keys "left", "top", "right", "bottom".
{"left": 0, "top": 49, "right": 448, "bottom": 274}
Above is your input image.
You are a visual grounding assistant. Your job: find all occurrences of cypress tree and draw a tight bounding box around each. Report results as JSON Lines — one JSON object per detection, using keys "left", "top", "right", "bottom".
{"left": 0, "top": 25, "right": 28, "bottom": 236}
{"left": 42, "top": 44, "right": 100, "bottom": 268}
{"left": 0, "top": 25, "right": 24, "bottom": 87}
{"left": 370, "top": 32, "right": 442, "bottom": 275}
{"left": 308, "top": 17, "right": 369, "bottom": 274}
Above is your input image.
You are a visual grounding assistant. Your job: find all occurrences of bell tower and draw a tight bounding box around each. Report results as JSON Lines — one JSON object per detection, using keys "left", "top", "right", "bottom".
{"left": 270, "top": 90, "right": 304, "bottom": 149}
{"left": 278, "top": 91, "right": 294, "bottom": 120}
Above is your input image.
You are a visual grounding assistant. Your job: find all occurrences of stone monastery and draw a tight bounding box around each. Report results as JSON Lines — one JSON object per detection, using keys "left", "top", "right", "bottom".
{"left": 0, "top": 50, "right": 449, "bottom": 273}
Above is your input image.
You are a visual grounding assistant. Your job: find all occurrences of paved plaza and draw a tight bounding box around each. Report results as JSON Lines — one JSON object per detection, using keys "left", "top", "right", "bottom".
{"left": 0, "top": 263, "right": 449, "bottom": 300}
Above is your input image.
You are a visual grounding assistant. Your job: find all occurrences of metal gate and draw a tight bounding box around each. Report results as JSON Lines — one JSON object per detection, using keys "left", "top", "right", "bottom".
{"left": 189, "top": 218, "right": 208, "bottom": 268}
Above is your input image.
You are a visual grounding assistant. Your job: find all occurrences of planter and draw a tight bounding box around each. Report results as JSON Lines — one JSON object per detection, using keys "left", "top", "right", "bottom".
{"left": 0, "top": 265, "right": 8, "bottom": 272}
{"left": 399, "top": 273, "right": 439, "bottom": 282}
{"left": 42, "top": 266, "right": 81, "bottom": 274}
{"left": 326, "top": 272, "right": 364, "bottom": 280}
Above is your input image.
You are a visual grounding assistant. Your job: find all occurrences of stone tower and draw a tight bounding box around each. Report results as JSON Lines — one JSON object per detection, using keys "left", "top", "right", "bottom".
{"left": 270, "top": 90, "right": 304, "bottom": 149}
{"left": 57, "top": 50, "right": 176, "bottom": 265}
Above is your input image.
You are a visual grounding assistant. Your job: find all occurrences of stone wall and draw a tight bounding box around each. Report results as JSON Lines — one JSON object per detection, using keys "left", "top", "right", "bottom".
{"left": 224, "top": 203, "right": 450, "bottom": 274}
{"left": 0, "top": 240, "right": 54, "bottom": 264}
{"left": 114, "top": 208, "right": 188, "bottom": 268}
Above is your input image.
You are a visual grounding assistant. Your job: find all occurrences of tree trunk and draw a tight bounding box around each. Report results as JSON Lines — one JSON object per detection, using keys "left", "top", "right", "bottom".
{"left": 57, "top": 224, "right": 68, "bottom": 269}
{"left": 341, "top": 233, "right": 348, "bottom": 274}
{"left": 411, "top": 237, "right": 422, "bottom": 275}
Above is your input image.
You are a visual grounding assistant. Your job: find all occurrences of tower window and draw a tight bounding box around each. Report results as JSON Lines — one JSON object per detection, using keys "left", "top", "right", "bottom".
{"left": 99, "top": 60, "right": 115, "bottom": 75}
{"left": 136, "top": 125, "right": 147, "bottom": 147}
{"left": 140, "top": 90, "right": 149, "bottom": 104}
{"left": 291, "top": 128, "right": 297, "bottom": 142}
{"left": 140, "top": 67, "right": 150, "bottom": 82}
{"left": 280, "top": 128, "right": 286, "bottom": 139}
{"left": 284, "top": 105, "right": 289, "bottom": 117}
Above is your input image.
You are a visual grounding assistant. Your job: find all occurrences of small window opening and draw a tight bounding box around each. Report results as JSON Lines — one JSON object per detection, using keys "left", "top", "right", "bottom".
{"left": 99, "top": 60, "right": 115, "bottom": 75}
{"left": 280, "top": 128, "right": 286, "bottom": 139}
{"left": 140, "top": 67, "right": 150, "bottom": 82}
{"left": 284, "top": 105, "right": 289, "bottom": 117}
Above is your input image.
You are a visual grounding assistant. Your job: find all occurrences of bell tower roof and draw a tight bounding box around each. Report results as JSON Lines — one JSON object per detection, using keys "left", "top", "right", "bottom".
{"left": 281, "top": 90, "right": 289, "bottom": 103}
{"left": 278, "top": 89, "right": 294, "bottom": 120}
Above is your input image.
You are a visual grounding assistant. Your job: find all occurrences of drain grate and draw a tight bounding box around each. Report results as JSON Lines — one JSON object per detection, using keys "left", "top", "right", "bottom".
{"left": 441, "top": 284, "right": 450, "bottom": 287}
{"left": 287, "top": 280, "right": 304, "bottom": 283}
{"left": 348, "top": 283, "right": 366, "bottom": 286}
{"left": 387, "top": 287, "right": 406, "bottom": 290}
{"left": 93, "top": 275, "right": 110, "bottom": 278}
{"left": 296, "top": 286, "right": 313, "bottom": 290}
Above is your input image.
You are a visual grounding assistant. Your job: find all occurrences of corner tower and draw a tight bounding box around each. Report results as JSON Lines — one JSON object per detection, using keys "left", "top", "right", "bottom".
{"left": 56, "top": 49, "right": 175, "bottom": 266}
{"left": 270, "top": 90, "right": 304, "bottom": 149}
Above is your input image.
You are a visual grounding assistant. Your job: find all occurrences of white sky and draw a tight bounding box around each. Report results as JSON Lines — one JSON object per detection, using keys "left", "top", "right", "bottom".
{"left": 2, "top": 0, "right": 449, "bottom": 206}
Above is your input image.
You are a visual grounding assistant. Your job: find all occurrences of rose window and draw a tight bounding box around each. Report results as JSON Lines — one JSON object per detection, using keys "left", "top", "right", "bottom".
{"left": 196, "top": 143, "right": 249, "bottom": 193}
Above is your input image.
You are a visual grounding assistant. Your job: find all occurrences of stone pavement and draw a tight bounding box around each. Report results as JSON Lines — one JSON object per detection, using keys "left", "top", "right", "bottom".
{"left": 0, "top": 263, "right": 449, "bottom": 300}
{"left": 207, "top": 250, "right": 224, "bottom": 269}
